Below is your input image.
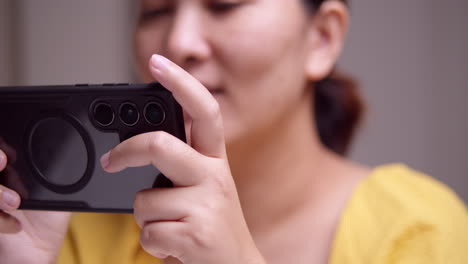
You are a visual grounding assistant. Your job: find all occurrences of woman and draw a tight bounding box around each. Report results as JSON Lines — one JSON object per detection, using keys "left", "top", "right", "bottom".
{"left": 0, "top": 0, "right": 466, "bottom": 263}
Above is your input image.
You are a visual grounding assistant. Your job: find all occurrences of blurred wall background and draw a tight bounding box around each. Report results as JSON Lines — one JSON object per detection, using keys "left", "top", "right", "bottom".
{"left": 0, "top": 0, "right": 135, "bottom": 85}
{"left": 0, "top": 0, "right": 14, "bottom": 85}
{"left": 0, "top": 0, "right": 467, "bottom": 202}
{"left": 340, "top": 0, "right": 468, "bottom": 203}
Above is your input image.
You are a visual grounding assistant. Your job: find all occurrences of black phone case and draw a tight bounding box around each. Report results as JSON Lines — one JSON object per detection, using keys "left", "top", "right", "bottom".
{"left": 0, "top": 83, "right": 186, "bottom": 213}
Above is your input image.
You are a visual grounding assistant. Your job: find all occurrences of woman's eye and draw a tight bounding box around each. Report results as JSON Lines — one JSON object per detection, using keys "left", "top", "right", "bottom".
{"left": 140, "top": 8, "right": 172, "bottom": 22}
{"left": 210, "top": 2, "right": 242, "bottom": 13}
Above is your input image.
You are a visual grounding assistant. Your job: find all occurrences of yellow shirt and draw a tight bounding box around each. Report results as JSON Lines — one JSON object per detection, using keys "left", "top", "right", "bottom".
{"left": 58, "top": 164, "right": 468, "bottom": 263}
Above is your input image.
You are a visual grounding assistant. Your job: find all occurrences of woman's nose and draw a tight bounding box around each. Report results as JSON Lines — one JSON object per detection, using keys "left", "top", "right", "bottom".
{"left": 165, "top": 8, "right": 212, "bottom": 67}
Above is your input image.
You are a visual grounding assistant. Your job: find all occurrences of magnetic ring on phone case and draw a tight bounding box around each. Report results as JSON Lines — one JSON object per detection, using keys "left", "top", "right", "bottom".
{"left": 26, "top": 114, "right": 95, "bottom": 194}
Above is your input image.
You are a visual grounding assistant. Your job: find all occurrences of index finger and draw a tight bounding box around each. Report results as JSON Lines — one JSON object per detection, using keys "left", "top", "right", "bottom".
{"left": 149, "top": 55, "right": 226, "bottom": 159}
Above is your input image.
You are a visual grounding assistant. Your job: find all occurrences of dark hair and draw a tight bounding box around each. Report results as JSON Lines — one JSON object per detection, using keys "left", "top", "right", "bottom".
{"left": 303, "top": 0, "right": 364, "bottom": 156}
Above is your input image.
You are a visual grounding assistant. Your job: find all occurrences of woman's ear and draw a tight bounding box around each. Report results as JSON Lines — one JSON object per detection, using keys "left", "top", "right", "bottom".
{"left": 304, "top": 0, "right": 349, "bottom": 81}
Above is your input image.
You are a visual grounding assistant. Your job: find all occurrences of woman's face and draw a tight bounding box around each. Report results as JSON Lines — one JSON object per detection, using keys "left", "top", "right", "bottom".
{"left": 135, "top": 0, "right": 314, "bottom": 144}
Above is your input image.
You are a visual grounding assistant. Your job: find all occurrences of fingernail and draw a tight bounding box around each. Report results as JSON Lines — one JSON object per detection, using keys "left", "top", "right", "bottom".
{"left": 1, "top": 189, "right": 19, "bottom": 208}
{"left": 100, "top": 152, "right": 110, "bottom": 169}
{"left": 150, "top": 54, "right": 170, "bottom": 72}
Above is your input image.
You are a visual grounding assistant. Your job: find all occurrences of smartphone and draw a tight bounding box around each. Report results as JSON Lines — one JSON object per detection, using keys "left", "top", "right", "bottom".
{"left": 0, "top": 82, "right": 186, "bottom": 213}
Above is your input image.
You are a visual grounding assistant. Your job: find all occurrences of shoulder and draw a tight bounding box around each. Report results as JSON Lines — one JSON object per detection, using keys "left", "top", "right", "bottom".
{"left": 329, "top": 164, "right": 468, "bottom": 264}
{"left": 359, "top": 164, "right": 466, "bottom": 222}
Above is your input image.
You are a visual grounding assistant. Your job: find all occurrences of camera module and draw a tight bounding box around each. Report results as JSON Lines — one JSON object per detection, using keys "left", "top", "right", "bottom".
{"left": 93, "top": 102, "right": 114, "bottom": 126}
{"left": 144, "top": 102, "right": 165, "bottom": 126}
{"left": 119, "top": 102, "right": 139, "bottom": 126}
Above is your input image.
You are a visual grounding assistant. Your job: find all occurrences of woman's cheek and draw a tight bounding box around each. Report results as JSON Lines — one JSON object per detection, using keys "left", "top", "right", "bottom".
{"left": 135, "top": 27, "right": 167, "bottom": 80}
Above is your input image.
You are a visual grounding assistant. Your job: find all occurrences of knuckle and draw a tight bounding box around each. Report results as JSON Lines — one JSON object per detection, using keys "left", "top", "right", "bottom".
{"left": 133, "top": 189, "right": 155, "bottom": 214}
{"left": 188, "top": 223, "right": 215, "bottom": 251}
{"left": 146, "top": 131, "right": 170, "bottom": 154}
{"left": 140, "top": 226, "right": 153, "bottom": 244}
{"left": 207, "top": 161, "right": 235, "bottom": 199}
{"left": 140, "top": 224, "right": 187, "bottom": 259}
{"left": 212, "top": 175, "right": 230, "bottom": 197}
{"left": 133, "top": 191, "right": 146, "bottom": 213}
{"left": 205, "top": 100, "right": 221, "bottom": 120}
{"left": 140, "top": 225, "right": 161, "bottom": 251}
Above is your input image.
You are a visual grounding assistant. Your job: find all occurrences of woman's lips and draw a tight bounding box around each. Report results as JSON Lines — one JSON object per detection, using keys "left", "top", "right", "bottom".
{"left": 210, "top": 89, "right": 224, "bottom": 95}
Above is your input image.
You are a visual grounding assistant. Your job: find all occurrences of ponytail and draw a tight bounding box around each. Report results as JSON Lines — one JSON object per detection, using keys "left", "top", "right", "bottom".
{"left": 314, "top": 70, "right": 364, "bottom": 155}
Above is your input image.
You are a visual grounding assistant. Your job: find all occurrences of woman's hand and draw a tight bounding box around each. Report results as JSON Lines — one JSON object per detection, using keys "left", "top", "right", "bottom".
{"left": 0, "top": 146, "right": 71, "bottom": 264}
{"left": 101, "top": 55, "right": 265, "bottom": 264}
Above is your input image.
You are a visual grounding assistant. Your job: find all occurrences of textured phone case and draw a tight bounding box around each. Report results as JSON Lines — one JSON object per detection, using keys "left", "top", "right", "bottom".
{"left": 0, "top": 83, "right": 186, "bottom": 213}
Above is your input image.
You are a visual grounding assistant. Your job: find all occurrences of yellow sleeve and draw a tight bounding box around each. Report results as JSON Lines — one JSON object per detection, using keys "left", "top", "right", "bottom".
{"left": 58, "top": 213, "right": 162, "bottom": 264}
{"left": 329, "top": 164, "right": 468, "bottom": 264}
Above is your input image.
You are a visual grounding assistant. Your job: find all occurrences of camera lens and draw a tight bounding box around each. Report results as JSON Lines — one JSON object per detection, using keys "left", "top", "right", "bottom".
{"left": 93, "top": 103, "right": 114, "bottom": 126}
{"left": 144, "top": 102, "right": 165, "bottom": 126}
{"left": 119, "top": 102, "right": 139, "bottom": 126}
